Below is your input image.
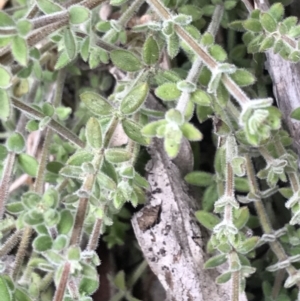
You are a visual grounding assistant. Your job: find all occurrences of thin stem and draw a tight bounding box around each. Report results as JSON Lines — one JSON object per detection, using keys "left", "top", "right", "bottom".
{"left": 102, "top": 0, "right": 145, "bottom": 42}
{"left": 0, "top": 152, "right": 16, "bottom": 219}
{"left": 244, "top": 154, "right": 300, "bottom": 283}
{"left": 11, "top": 227, "right": 32, "bottom": 280}
{"left": 231, "top": 271, "right": 240, "bottom": 301}
{"left": 0, "top": 230, "right": 22, "bottom": 257}
{"left": 86, "top": 218, "right": 102, "bottom": 251}
{"left": 53, "top": 262, "right": 71, "bottom": 301}
{"left": 11, "top": 97, "right": 84, "bottom": 148}
{"left": 146, "top": 0, "right": 251, "bottom": 107}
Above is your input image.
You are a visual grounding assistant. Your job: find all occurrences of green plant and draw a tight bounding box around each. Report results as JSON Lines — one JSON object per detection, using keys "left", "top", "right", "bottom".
{"left": 1, "top": 0, "right": 300, "bottom": 300}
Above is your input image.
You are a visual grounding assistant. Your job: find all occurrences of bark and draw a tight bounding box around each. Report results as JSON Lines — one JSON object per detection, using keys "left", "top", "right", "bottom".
{"left": 132, "top": 139, "right": 247, "bottom": 301}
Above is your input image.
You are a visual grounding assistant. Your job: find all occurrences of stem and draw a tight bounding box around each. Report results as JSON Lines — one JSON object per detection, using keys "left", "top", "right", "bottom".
{"left": 11, "top": 227, "right": 32, "bottom": 280}
{"left": 0, "top": 230, "right": 22, "bottom": 257}
{"left": 86, "top": 218, "right": 102, "bottom": 251}
{"left": 11, "top": 97, "right": 84, "bottom": 148}
{"left": 53, "top": 262, "right": 71, "bottom": 301}
{"left": 102, "top": 0, "right": 145, "bottom": 42}
{"left": 231, "top": 271, "right": 240, "bottom": 301}
{"left": 146, "top": 0, "right": 251, "bottom": 107}
{"left": 244, "top": 154, "right": 300, "bottom": 283}
{"left": 0, "top": 152, "right": 16, "bottom": 219}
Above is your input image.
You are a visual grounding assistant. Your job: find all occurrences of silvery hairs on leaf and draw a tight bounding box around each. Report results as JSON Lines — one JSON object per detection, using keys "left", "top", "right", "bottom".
{"left": 132, "top": 139, "right": 248, "bottom": 301}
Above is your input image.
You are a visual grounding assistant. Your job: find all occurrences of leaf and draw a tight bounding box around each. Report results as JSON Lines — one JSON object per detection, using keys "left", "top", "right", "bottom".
{"left": 0, "top": 67, "right": 11, "bottom": 89}
{"left": 80, "top": 91, "right": 113, "bottom": 116}
{"left": 18, "top": 154, "right": 38, "bottom": 177}
{"left": 190, "top": 89, "right": 212, "bottom": 106}
{"left": 114, "top": 270, "right": 126, "bottom": 290}
{"left": 268, "top": 3, "right": 284, "bottom": 22}
{"left": 196, "top": 105, "right": 213, "bottom": 123}
{"left": 55, "top": 51, "right": 71, "bottom": 70}
{"left": 69, "top": 5, "right": 90, "bottom": 24}
{"left": 6, "top": 133, "right": 25, "bottom": 153}
{"left": 178, "top": 5, "right": 203, "bottom": 21}
{"left": 164, "top": 136, "right": 180, "bottom": 159}
{"left": 64, "top": 28, "right": 77, "bottom": 60}
{"left": 6, "top": 202, "right": 24, "bottom": 214}
{"left": 16, "top": 20, "right": 32, "bottom": 36}
{"left": 66, "top": 150, "right": 94, "bottom": 166}
{"left": 86, "top": 117, "right": 102, "bottom": 149}
{"left": 208, "top": 44, "right": 227, "bottom": 62}
{"left": 235, "top": 177, "right": 250, "bottom": 192}
{"left": 97, "top": 171, "right": 117, "bottom": 190}
{"left": 15, "top": 288, "right": 33, "bottom": 301}
{"left": 57, "top": 210, "right": 74, "bottom": 234}
{"left": 233, "top": 207, "right": 250, "bottom": 229}
{"left": 122, "top": 118, "right": 149, "bottom": 145}
{"left": 167, "top": 33, "right": 180, "bottom": 58}
{"left": 142, "top": 36, "right": 159, "bottom": 65}
{"left": 185, "top": 171, "right": 214, "bottom": 187}
{"left": 79, "top": 277, "right": 99, "bottom": 295}
{"left": 204, "top": 254, "right": 227, "bottom": 269}
{"left": 260, "top": 13, "right": 277, "bottom": 32}
{"left": 0, "top": 11, "right": 14, "bottom": 28}
{"left": 238, "top": 236, "right": 259, "bottom": 254}
{"left": 105, "top": 148, "right": 131, "bottom": 163}
{"left": 155, "top": 83, "right": 181, "bottom": 101}
{"left": 291, "top": 107, "right": 300, "bottom": 120}
{"left": 80, "top": 37, "right": 90, "bottom": 62}
{"left": 59, "top": 165, "right": 84, "bottom": 179}
{"left": 36, "top": 0, "right": 63, "bottom": 14}
{"left": 195, "top": 210, "right": 220, "bottom": 230}
{"left": 141, "top": 119, "right": 166, "bottom": 137}
{"left": 121, "top": 83, "right": 149, "bottom": 115}
{"left": 0, "top": 145, "right": 8, "bottom": 160}
{"left": 33, "top": 235, "right": 53, "bottom": 252}
{"left": 230, "top": 69, "right": 256, "bottom": 87}
{"left": 0, "top": 275, "right": 12, "bottom": 301}
{"left": 216, "top": 272, "right": 232, "bottom": 284}
{"left": 180, "top": 122, "right": 203, "bottom": 141}
{"left": 110, "top": 50, "right": 143, "bottom": 72}
{"left": 0, "top": 89, "right": 10, "bottom": 121}
{"left": 12, "top": 36, "right": 28, "bottom": 66}
{"left": 243, "top": 19, "right": 263, "bottom": 32}
{"left": 67, "top": 246, "right": 81, "bottom": 261}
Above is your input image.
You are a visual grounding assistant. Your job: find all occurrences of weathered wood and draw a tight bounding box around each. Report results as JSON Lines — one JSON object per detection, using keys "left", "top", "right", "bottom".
{"left": 132, "top": 139, "right": 247, "bottom": 301}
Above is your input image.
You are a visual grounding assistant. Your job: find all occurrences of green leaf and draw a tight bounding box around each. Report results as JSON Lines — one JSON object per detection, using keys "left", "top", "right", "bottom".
{"left": 12, "top": 36, "right": 28, "bottom": 66}
{"left": 57, "top": 210, "right": 74, "bottom": 234}
{"left": 33, "top": 235, "right": 53, "bottom": 252}
{"left": 185, "top": 171, "right": 214, "bottom": 187}
{"left": 121, "top": 83, "right": 149, "bottom": 115}
{"left": 260, "top": 13, "right": 277, "bottom": 32}
{"left": 97, "top": 171, "right": 117, "bottom": 190}
{"left": 66, "top": 150, "right": 93, "bottom": 166}
{"left": 203, "top": 184, "right": 218, "bottom": 212}
{"left": 15, "top": 288, "right": 33, "bottom": 301}
{"left": 208, "top": 44, "right": 227, "bottom": 62}
{"left": 122, "top": 118, "right": 149, "bottom": 145}
{"left": 238, "top": 236, "right": 259, "bottom": 254}
{"left": 167, "top": 33, "right": 180, "bottom": 58}
{"left": 6, "top": 202, "right": 24, "bottom": 214}
{"left": 114, "top": 270, "right": 126, "bottom": 290}
{"left": 195, "top": 210, "right": 220, "bottom": 230}
{"left": 67, "top": 246, "right": 81, "bottom": 261}
{"left": 196, "top": 105, "right": 213, "bottom": 123}
{"left": 86, "top": 117, "right": 102, "bottom": 149}
{"left": 143, "top": 36, "right": 159, "bottom": 65}
{"left": 54, "top": 51, "right": 71, "bottom": 70}
{"left": 0, "top": 66, "right": 12, "bottom": 89}
{"left": 36, "top": 0, "right": 63, "bottom": 14}
{"left": 79, "top": 278, "right": 99, "bottom": 295}
{"left": 80, "top": 37, "right": 90, "bottom": 62}
{"left": 105, "top": 148, "right": 131, "bottom": 163}
{"left": 64, "top": 28, "right": 77, "bottom": 60}
{"left": 259, "top": 36, "right": 275, "bottom": 52}
{"left": 16, "top": 20, "right": 32, "bottom": 36}
{"left": 216, "top": 271, "right": 232, "bottom": 284}
{"left": 80, "top": 91, "right": 113, "bottom": 116}
{"left": 291, "top": 108, "right": 300, "bottom": 120}
{"left": 268, "top": 3, "right": 284, "bottom": 22}
{"left": 230, "top": 69, "right": 256, "bottom": 86}
{"left": 180, "top": 122, "right": 203, "bottom": 141}
{"left": 0, "top": 11, "right": 15, "bottom": 28}
{"left": 243, "top": 19, "right": 263, "bottom": 32}
{"left": 233, "top": 207, "right": 250, "bottom": 229}
{"left": 69, "top": 5, "right": 90, "bottom": 24}
{"left": 110, "top": 50, "right": 143, "bottom": 72}
{"left": 164, "top": 135, "right": 181, "bottom": 159}
{"left": 279, "top": 187, "right": 293, "bottom": 198}
{"left": 178, "top": 5, "right": 203, "bottom": 21}
{"left": 204, "top": 254, "right": 227, "bottom": 269}
{"left": 0, "top": 89, "right": 10, "bottom": 121}
{"left": 155, "top": 83, "right": 181, "bottom": 101}
{"left": 165, "top": 109, "right": 183, "bottom": 125}
{"left": 18, "top": 154, "right": 38, "bottom": 177}
{"left": 0, "top": 275, "right": 13, "bottom": 301}
{"left": 60, "top": 165, "right": 84, "bottom": 179}
{"left": 288, "top": 25, "right": 300, "bottom": 38}
{"left": 141, "top": 119, "right": 166, "bottom": 137}
{"left": 235, "top": 177, "right": 250, "bottom": 192}
{"left": 7, "top": 133, "right": 25, "bottom": 153}
{"left": 190, "top": 89, "right": 212, "bottom": 106}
